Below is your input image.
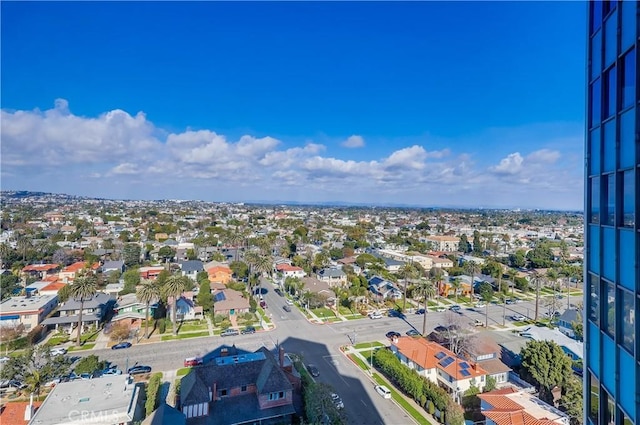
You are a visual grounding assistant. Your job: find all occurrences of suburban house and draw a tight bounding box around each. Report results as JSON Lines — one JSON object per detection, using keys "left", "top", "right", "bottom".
{"left": 111, "top": 293, "right": 158, "bottom": 328}
{"left": 478, "top": 387, "right": 570, "bottom": 425}
{"left": 41, "top": 292, "right": 113, "bottom": 333}
{"left": 0, "top": 294, "right": 58, "bottom": 330}
{"left": 371, "top": 254, "right": 404, "bottom": 272}
{"left": 423, "top": 235, "right": 460, "bottom": 252}
{"left": 21, "top": 263, "right": 60, "bottom": 280}
{"left": 180, "top": 346, "right": 298, "bottom": 424}
{"left": 167, "top": 292, "right": 202, "bottom": 322}
{"left": 368, "top": 276, "right": 402, "bottom": 301}
{"left": 179, "top": 260, "right": 204, "bottom": 282}
{"left": 139, "top": 266, "right": 166, "bottom": 280}
{"left": 316, "top": 268, "right": 347, "bottom": 287}
{"left": 0, "top": 399, "right": 42, "bottom": 425}
{"left": 430, "top": 256, "right": 454, "bottom": 269}
{"left": 206, "top": 265, "right": 233, "bottom": 285}
{"left": 557, "top": 309, "right": 581, "bottom": 340}
{"left": 438, "top": 277, "right": 472, "bottom": 298}
{"left": 28, "top": 374, "right": 144, "bottom": 425}
{"left": 102, "top": 260, "right": 125, "bottom": 275}
{"left": 464, "top": 339, "right": 512, "bottom": 386}
{"left": 390, "top": 336, "right": 488, "bottom": 397}
{"left": 58, "top": 261, "right": 100, "bottom": 283}
{"left": 212, "top": 289, "right": 251, "bottom": 317}
{"left": 301, "top": 277, "right": 336, "bottom": 306}
{"left": 275, "top": 264, "right": 306, "bottom": 279}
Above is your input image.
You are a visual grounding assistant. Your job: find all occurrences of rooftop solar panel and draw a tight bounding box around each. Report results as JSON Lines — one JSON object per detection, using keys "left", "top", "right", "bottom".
{"left": 460, "top": 369, "right": 471, "bottom": 377}
{"left": 460, "top": 362, "right": 470, "bottom": 369}
{"left": 435, "top": 351, "right": 446, "bottom": 360}
{"left": 439, "top": 357, "right": 455, "bottom": 367}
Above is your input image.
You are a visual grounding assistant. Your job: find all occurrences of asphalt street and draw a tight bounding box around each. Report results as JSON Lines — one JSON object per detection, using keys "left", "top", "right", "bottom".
{"left": 76, "top": 283, "right": 566, "bottom": 425}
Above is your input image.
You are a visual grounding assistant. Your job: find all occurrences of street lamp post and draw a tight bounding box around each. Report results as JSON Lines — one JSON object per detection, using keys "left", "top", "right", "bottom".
{"left": 369, "top": 342, "right": 374, "bottom": 376}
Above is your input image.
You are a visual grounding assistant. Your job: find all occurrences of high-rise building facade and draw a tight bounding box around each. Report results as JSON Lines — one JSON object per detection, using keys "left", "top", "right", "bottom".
{"left": 585, "top": 1, "right": 638, "bottom": 424}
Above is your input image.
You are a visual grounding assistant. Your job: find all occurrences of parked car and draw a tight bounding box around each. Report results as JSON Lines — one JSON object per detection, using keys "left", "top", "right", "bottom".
{"left": 111, "top": 342, "right": 132, "bottom": 350}
{"left": 368, "top": 312, "right": 383, "bottom": 319}
{"left": 388, "top": 309, "right": 405, "bottom": 318}
{"left": 385, "top": 331, "right": 401, "bottom": 339}
{"left": 0, "top": 380, "right": 25, "bottom": 390}
{"left": 306, "top": 364, "right": 320, "bottom": 378}
{"left": 511, "top": 314, "right": 526, "bottom": 321}
{"left": 50, "top": 347, "right": 68, "bottom": 356}
{"left": 449, "top": 305, "right": 462, "bottom": 313}
{"left": 331, "top": 393, "right": 344, "bottom": 409}
{"left": 505, "top": 299, "right": 515, "bottom": 305}
{"left": 286, "top": 299, "right": 294, "bottom": 305}
{"left": 283, "top": 304, "right": 292, "bottom": 312}
{"left": 375, "top": 385, "right": 392, "bottom": 399}
{"left": 102, "top": 368, "right": 123, "bottom": 376}
{"left": 406, "top": 329, "right": 421, "bottom": 337}
{"left": 260, "top": 300, "right": 267, "bottom": 309}
{"left": 127, "top": 365, "right": 152, "bottom": 375}
{"left": 184, "top": 357, "right": 203, "bottom": 367}
{"left": 241, "top": 326, "right": 256, "bottom": 334}
{"left": 434, "top": 307, "right": 446, "bottom": 312}
{"left": 220, "top": 329, "right": 240, "bottom": 337}
{"left": 274, "top": 288, "right": 284, "bottom": 297}
{"left": 475, "top": 302, "right": 486, "bottom": 308}
{"left": 474, "top": 319, "right": 486, "bottom": 327}
{"left": 415, "top": 308, "right": 425, "bottom": 315}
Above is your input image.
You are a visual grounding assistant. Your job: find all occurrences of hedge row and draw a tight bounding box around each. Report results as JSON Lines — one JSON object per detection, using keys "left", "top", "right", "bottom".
{"left": 145, "top": 372, "right": 164, "bottom": 416}
{"left": 373, "top": 348, "right": 464, "bottom": 425}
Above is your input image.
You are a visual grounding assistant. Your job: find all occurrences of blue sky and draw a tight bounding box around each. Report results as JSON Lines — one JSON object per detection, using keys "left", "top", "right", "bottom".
{"left": 1, "top": 1, "right": 586, "bottom": 209}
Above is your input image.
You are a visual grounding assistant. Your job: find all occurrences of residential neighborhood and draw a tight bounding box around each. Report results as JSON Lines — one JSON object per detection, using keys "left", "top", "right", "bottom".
{"left": 0, "top": 191, "right": 585, "bottom": 425}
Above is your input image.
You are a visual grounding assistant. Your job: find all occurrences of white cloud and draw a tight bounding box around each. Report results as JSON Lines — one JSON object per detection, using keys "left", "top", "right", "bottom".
{"left": 489, "top": 153, "right": 524, "bottom": 175}
{"left": 342, "top": 135, "right": 365, "bottom": 148}
{"left": 0, "top": 100, "right": 584, "bottom": 209}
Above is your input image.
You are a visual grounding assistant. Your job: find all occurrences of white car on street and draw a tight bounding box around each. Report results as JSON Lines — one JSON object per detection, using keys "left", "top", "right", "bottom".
{"left": 375, "top": 385, "right": 392, "bottom": 399}
{"left": 511, "top": 314, "right": 526, "bottom": 321}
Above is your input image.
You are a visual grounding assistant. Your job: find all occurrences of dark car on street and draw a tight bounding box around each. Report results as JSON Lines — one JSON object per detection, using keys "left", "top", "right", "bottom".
{"left": 385, "top": 331, "right": 401, "bottom": 339}
{"left": 127, "top": 365, "right": 152, "bottom": 375}
{"left": 241, "top": 326, "right": 256, "bottom": 334}
{"left": 406, "top": 329, "right": 421, "bottom": 337}
{"left": 307, "top": 364, "right": 320, "bottom": 377}
{"left": 274, "top": 288, "right": 284, "bottom": 297}
{"left": 283, "top": 305, "right": 292, "bottom": 312}
{"left": 111, "top": 342, "right": 132, "bottom": 350}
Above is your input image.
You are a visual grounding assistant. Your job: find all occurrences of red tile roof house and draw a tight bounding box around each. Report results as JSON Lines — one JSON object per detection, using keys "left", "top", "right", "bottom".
{"left": 275, "top": 264, "right": 306, "bottom": 279}
{"left": 0, "top": 399, "right": 42, "bottom": 425}
{"left": 478, "top": 387, "right": 570, "bottom": 425}
{"left": 390, "top": 336, "right": 489, "bottom": 401}
{"left": 58, "top": 261, "right": 99, "bottom": 283}
{"left": 21, "top": 263, "right": 61, "bottom": 280}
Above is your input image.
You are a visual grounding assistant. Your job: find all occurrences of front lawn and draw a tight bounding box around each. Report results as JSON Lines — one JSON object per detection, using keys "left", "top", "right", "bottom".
{"left": 176, "top": 367, "right": 191, "bottom": 377}
{"left": 161, "top": 331, "right": 209, "bottom": 341}
{"left": 178, "top": 321, "right": 208, "bottom": 333}
{"left": 353, "top": 341, "right": 384, "bottom": 350}
{"left": 311, "top": 307, "right": 335, "bottom": 319}
{"left": 68, "top": 343, "right": 96, "bottom": 351}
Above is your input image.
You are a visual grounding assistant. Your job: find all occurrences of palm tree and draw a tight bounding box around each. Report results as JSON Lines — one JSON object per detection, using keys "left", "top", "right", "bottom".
{"left": 531, "top": 271, "right": 543, "bottom": 321}
{"left": 137, "top": 280, "right": 160, "bottom": 339}
{"left": 506, "top": 268, "right": 518, "bottom": 298}
{"left": 499, "top": 293, "right": 508, "bottom": 326}
{"left": 164, "top": 274, "right": 187, "bottom": 335}
{"left": 15, "top": 233, "right": 32, "bottom": 262}
{"left": 69, "top": 273, "right": 98, "bottom": 347}
{"left": 24, "top": 369, "right": 43, "bottom": 397}
{"left": 451, "top": 278, "right": 462, "bottom": 303}
{"left": 400, "top": 262, "right": 419, "bottom": 311}
{"left": 480, "top": 287, "right": 493, "bottom": 327}
{"left": 417, "top": 278, "right": 437, "bottom": 335}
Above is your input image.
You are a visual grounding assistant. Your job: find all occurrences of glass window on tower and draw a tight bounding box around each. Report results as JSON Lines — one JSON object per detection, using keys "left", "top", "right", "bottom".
{"left": 621, "top": 0, "right": 637, "bottom": 50}
{"left": 592, "top": 0, "right": 603, "bottom": 34}
{"left": 622, "top": 49, "right": 635, "bottom": 109}
{"left": 589, "top": 273, "right": 600, "bottom": 324}
{"left": 604, "top": 281, "right": 615, "bottom": 337}
{"left": 622, "top": 170, "right": 634, "bottom": 227}
{"left": 590, "top": 176, "right": 601, "bottom": 224}
{"left": 620, "top": 289, "right": 635, "bottom": 354}
{"left": 591, "top": 30, "right": 602, "bottom": 80}
{"left": 590, "top": 78, "right": 602, "bottom": 128}
{"left": 602, "top": 173, "right": 615, "bottom": 225}
{"left": 603, "top": 119, "right": 616, "bottom": 172}
{"left": 620, "top": 109, "right": 636, "bottom": 169}
{"left": 589, "top": 373, "right": 600, "bottom": 424}
{"left": 606, "top": 393, "right": 615, "bottom": 425}
{"left": 604, "top": 66, "right": 616, "bottom": 118}
{"left": 590, "top": 127, "right": 601, "bottom": 174}
{"left": 604, "top": 11, "right": 618, "bottom": 66}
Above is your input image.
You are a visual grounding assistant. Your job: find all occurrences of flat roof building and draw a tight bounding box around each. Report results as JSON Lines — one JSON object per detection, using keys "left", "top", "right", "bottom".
{"left": 0, "top": 294, "right": 57, "bottom": 330}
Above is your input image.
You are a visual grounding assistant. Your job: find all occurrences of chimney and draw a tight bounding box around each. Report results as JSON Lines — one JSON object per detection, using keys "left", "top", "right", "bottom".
{"left": 24, "top": 393, "right": 34, "bottom": 421}
{"left": 279, "top": 345, "right": 285, "bottom": 367}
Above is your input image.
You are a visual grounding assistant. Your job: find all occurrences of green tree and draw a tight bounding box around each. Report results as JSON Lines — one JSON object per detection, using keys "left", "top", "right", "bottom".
{"left": 229, "top": 260, "right": 249, "bottom": 279}
{"left": 572, "top": 311, "right": 584, "bottom": 341}
{"left": 196, "top": 280, "right": 213, "bottom": 314}
{"left": 74, "top": 355, "right": 105, "bottom": 374}
{"left": 520, "top": 340, "right": 573, "bottom": 403}
{"left": 157, "top": 246, "right": 176, "bottom": 263}
{"left": 472, "top": 230, "right": 482, "bottom": 254}
{"left": 559, "top": 376, "right": 583, "bottom": 425}
{"left": 0, "top": 273, "right": 19, "bottom": 300}
{"left": 484, "top": 375, "right": 497, "bottom": 392}
{"left": 122, "top": 243, "right": 141, "bottom": 267}
{"left": 69, "top": 273, "right": 98, "bottom": 346}
{"left": 163, "top": 274, "right": 187, "bottom": 335}
{"left": 137, "top": 280, "right": 160, "bottom": 339}
{"left": 120, "top": 268, "right": 140, "bottom": 295}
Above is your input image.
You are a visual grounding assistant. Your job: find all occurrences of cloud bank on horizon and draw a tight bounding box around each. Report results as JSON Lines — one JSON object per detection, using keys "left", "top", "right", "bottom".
{"left": 1, "top": 99, "right": 583, "bottom": 210}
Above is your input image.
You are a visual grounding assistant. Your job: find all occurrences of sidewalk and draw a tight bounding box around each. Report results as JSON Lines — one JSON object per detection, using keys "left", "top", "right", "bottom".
{"left": 161, "top": 369, "right": 178, "bottom": 407}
